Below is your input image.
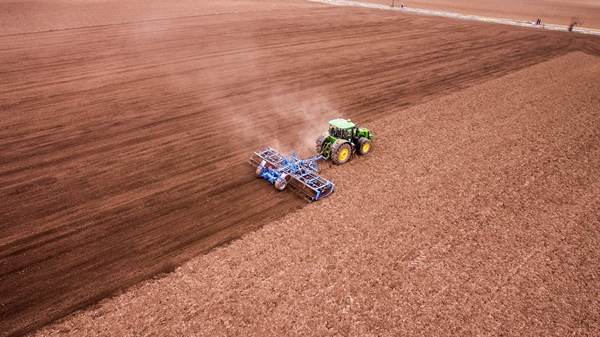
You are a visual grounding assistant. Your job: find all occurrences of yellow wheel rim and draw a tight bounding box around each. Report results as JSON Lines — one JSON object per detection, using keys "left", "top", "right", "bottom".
{"left": 339, "top": 148, "right": 350, "bottom": 162}
{"left": 362, "top": 143, "right": 370, "bottom": 153}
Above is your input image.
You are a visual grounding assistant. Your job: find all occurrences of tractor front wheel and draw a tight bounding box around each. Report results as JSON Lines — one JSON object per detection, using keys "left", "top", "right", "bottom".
{"left": 331, "top": 141, "right": 352, "bottom": 165}
{"left": 357, "top": 137, "right": 372, "bottom": 155}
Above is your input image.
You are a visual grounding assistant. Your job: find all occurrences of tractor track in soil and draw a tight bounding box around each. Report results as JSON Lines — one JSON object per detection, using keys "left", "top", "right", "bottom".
{"left": 1, "top": 2, "right": 599, "bottom": 336}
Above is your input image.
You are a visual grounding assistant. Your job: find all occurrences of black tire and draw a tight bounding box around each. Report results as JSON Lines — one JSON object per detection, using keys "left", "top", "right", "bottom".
{"left": 357, "top": 137, "right": 372, "bottom": 155}
{"left": 274, "top": 174, "right": 289, "bottom": 191}
{"left": 315, "top": 135, "right": 327, "bottom": 154}
{"left": 331, "top": 140, "right": 352, "bottom": 165}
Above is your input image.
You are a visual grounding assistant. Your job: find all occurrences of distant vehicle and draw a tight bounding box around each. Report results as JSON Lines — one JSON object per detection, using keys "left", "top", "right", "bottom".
{"left": 315, "top": 118, "right": 374, "bottom": 164}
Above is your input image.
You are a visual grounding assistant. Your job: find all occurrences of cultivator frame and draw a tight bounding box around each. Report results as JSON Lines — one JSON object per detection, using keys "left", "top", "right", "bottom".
{"left": 249, "top": 147, "right": 335, "bottom": 201}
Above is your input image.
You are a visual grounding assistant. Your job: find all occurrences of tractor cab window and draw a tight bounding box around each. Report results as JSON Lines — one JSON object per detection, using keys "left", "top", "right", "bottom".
{"left": 330, "top": 126, "right": 343, "bottom": 138}
{"left": 330, "top": 126, "right": 355, "bottom": 139}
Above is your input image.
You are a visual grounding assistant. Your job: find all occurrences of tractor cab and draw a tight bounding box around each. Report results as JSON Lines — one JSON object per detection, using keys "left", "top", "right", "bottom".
{"left": 328, "top": 118, "right": 357, "bottom": 140}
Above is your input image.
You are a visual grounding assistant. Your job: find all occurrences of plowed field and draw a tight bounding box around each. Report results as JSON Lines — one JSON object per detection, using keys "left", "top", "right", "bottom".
{"left": 1, "top": 1, "right": 599, "bottom": 336}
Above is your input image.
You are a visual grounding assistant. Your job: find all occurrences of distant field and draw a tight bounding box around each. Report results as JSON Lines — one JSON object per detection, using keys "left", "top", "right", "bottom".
{"left": 364, "top": 0, "right": 600, "bottom": 28}
{"left": 0, "top": 0, "right": 320, "bottom": 35}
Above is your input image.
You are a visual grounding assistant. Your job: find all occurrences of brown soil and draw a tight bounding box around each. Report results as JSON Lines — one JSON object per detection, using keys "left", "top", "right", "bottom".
{"left": 2, "top": 2, "right": 600, "bottom": 337}
{"left": 33, "top": 50, "right": 600, "bottom": 337}
{"left": 0, "top": 0, "right": 322, "bottom": 35}
{"left": 366, "top": 0, "right": 600, "bottom": 29}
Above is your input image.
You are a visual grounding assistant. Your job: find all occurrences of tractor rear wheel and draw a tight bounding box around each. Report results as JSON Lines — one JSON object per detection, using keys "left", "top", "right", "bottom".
{"left": 331, "top": 140, "right": 352, "bottom": 165}
{"left": 315, "top": 135, "right": 327, "bottom": 154}
{"left": 357, "top": 137, "right": 372, "bottom": 155}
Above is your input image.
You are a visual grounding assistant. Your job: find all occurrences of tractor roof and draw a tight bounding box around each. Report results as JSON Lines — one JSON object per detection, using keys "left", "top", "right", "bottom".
{"left": 329, "top": 118, "right": 355, "bottom": 129}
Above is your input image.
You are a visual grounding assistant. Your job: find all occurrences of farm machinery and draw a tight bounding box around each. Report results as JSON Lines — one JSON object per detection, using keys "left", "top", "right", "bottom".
{"left": 249, "top": 118, "right": 373, "bottom": 201}
{"left": 315, "top": 118, "right": 374, "bottom": 165}
{"left": 249, "top": 147, "right": 335, "bottom": 201}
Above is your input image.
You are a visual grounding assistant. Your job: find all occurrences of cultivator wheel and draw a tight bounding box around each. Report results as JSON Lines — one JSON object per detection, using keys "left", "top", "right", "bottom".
{"left": 357, "top": 137, "right": 372, "bottom": 155}
{"left": 256, "top": 160, "right": 267, "bottom": 176}
{"left": 274, "top": 174, "right": 289, "bottom": 191}
{"left": 331, "top": 140, "right": 352, "bottom": 165}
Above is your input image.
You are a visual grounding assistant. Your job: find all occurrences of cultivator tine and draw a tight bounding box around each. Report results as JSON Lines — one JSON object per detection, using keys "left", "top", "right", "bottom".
{"left": 249, "top": 147, "right": 285, "bottom": 168}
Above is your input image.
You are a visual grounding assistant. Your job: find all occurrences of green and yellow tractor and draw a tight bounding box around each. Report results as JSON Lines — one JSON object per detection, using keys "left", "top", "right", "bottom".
{"left": 315, "top": 118, "right": 374, "bottom": 165}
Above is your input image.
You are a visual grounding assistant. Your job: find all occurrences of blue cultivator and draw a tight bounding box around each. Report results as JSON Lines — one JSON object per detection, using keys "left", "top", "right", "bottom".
{"left": 249, "top": 147, "right": 335, "bottom": 201}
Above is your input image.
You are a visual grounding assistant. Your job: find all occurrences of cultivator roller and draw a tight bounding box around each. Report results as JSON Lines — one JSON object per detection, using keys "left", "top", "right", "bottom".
{"left": 249, "top": 147, "right": 335, "bottom": 201}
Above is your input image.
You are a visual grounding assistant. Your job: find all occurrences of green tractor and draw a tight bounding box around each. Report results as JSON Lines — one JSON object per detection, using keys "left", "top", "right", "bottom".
{"left": 315, "top": 118, "right": 374, "bottom": 165}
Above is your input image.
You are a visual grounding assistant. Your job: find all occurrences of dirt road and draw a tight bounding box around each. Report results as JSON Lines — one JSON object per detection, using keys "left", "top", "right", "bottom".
{"left": 365, "top": 0, "right": 600, "bottom": 29}
{"left": 1, "top": 2, "right": 599, "bottom": 336}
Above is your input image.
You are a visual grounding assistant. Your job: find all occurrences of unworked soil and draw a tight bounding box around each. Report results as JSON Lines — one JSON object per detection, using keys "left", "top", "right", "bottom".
{"left": 33, "top": 51, "right": 600, "bottom": 337}
{"left": 2, "top": 1, "right": 600, "bottom": 336}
